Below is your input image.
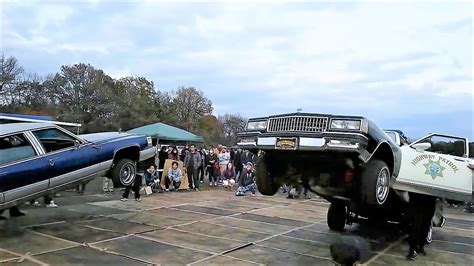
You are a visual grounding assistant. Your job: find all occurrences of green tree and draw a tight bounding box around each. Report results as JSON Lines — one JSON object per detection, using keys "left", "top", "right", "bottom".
{"left": 172, "top": 87, "right": 213, "bottom": 132}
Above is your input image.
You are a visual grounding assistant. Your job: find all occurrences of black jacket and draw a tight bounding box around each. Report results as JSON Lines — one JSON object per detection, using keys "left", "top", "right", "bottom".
{"left": 239, "top": 169, "right": 255, "bottom": 187}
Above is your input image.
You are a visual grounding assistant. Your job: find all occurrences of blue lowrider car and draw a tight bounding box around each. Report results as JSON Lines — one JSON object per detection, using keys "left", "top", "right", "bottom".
{"left": 0, "top": 123, "right": 155, "bottom": 211}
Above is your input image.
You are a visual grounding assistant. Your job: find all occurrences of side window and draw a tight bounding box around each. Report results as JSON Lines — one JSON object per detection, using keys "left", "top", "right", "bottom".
{"left": 0, "top": 134, "right": 37, "bottom": 165}
{"left": 416, "top": 135, "right": 467, "bottom": 157}
{"left": 33, "top": 128, "right": 77, "bottom": 153}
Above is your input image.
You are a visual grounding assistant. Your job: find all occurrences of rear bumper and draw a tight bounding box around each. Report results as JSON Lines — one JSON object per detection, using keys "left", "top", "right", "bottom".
{"left": 237, "top": 131, "right": 368, "bottom": 154}
{"left": 139, "top": 147, "right": 156, "bottom": 162}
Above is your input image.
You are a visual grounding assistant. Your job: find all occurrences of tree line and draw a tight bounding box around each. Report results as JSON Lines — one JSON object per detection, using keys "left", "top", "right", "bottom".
{"left": 0, "top": 55, "right": 247, "bottom": 146}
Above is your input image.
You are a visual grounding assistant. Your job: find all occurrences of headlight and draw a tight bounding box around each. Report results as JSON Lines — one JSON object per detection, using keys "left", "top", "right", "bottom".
{"left": 247, "top": 120, "right": 267, "bottom": 131}
{"left": 330, "top": 119, "right": 361, "bottom": 130}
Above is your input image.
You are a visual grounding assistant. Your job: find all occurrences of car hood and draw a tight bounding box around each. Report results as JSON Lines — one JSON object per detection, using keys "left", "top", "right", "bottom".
{"left": 79, "top": 132, "right": 134, "bottom": 143}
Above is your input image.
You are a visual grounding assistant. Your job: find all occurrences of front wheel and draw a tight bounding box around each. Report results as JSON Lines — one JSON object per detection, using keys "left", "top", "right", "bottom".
{"left": 256, "top": 154, "right": 280, "bottom": 196}
{"left": 111, "top": 159, "right": 137, "bottom": 187}
{"left": 327, "top": 203, "right": 347, "bottom": 231}
{"left": 360, "top": 160, "right": 391, "bottom": 206}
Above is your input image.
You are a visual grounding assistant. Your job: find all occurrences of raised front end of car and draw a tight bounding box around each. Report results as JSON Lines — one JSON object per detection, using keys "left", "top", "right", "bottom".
{"left": 238, "top": 113, "right": 369, "bottom": 153}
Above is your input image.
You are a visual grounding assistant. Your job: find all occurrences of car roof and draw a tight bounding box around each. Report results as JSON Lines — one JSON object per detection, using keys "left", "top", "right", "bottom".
{"left": 0, "top": 123, "right": 57, "bottom": 136}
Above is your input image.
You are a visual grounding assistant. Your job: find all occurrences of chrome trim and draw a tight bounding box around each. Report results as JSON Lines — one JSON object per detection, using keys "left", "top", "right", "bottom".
{"left": 299, "top": 137, "right": 325, "bottom": 147}
{"left": 24, "top": 131, "right": 45, "bottom": 155}
{"left": 324, "top": 131, "right": 369, "bottom": 140}
{"left": 3, "top": 179, "right": 49, "bottom": 203}
{"left": 237, "top": 141, "right": 257, "bottom": 146}
{"left": 267, "top": 116, "right": 328, "bottom": 133}
{"left": 257, "top": 137, "right": 277, "bottom": 146}
{"left": 359, "top": 140, "right": 391, "bottom": 163}
{"left": 139, "top": 147, "right": 156, "bottom": 161}
{"left": 48, "top": 161, "right": 108, "bottom": 188}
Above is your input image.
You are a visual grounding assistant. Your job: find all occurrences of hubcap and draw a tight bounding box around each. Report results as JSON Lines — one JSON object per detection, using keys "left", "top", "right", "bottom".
{"left": 120, "top": 163, "right": 135, "bottom": 185}
{"left": 376, "top": 167, "right": 390, "bottom": 204}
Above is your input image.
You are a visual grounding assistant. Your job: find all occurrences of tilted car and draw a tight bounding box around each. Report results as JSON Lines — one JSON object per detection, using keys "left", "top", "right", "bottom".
{"left": 237, "top": 113, "right": 472, "bottom": 231}
{"left": 0, "top": 123, "right": 155, "bottom": 211}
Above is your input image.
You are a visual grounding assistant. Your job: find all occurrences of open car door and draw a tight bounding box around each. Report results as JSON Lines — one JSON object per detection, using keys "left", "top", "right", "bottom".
{"left": 393, "top": 134, "right": 473, "bottom": 202}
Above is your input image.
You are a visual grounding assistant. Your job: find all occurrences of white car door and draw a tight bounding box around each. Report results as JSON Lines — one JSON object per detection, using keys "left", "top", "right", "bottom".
{"left": 393, "top": 134, "right": 473, "bottom": 202}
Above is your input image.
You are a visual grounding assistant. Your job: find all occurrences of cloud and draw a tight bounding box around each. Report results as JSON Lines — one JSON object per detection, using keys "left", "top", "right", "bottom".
{"left": 1, "top": 1, "right": 472, "bottom": 138}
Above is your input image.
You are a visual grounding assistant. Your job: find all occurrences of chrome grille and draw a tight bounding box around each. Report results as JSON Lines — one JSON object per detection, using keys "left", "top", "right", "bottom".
{"left": 267, "top": 116, "right": 328, "bottom": 133}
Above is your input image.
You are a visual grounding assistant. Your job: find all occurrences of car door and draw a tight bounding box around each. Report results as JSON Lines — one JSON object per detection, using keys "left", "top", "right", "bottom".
{"left": 0, "top": 132, "right": 48, "bottom": 204}
{"left": 394, "top": 134, "right": 472, "bottom": 202}
{"left": 31, "top": 127, "right": 102, "bottom": 189}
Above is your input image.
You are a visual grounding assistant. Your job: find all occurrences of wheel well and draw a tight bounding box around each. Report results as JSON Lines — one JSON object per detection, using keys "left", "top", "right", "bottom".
{"left": 113, "top": 146, "right": 140, "bottom": 164}
{"left": 371, "top": 142, "right": 394, "bottom": 175}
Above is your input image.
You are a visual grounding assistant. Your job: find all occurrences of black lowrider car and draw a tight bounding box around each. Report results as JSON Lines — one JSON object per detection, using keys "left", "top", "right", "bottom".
{"left": 237, "top": 113, "right": 403, "bottom": 231}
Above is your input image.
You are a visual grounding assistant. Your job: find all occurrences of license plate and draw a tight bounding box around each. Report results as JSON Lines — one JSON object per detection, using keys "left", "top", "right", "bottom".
{"left": 275, "top": 137, "right": 297, "bottom": 150}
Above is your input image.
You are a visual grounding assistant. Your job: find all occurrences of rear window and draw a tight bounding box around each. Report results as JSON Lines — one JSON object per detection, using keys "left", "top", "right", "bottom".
{"left": 0, "top": 134, "right": 37, "bottom": 165}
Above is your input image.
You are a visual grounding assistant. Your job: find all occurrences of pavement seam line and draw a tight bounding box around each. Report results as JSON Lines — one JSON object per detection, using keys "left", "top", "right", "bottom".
{"left": 134, "top": 233, "right": 217, "bottom": 255}
{"left": 0, "top": 247, "right": 49, "bottom": 265}
{"left": 364, "top": 235, "right": 405, "bottom": 264}
{"left": 252, "top": 242, "right": 332, "bottom": 262}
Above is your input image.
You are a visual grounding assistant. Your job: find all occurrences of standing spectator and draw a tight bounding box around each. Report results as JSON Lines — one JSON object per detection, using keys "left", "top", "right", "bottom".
{"left": 198, "top": 148, "right": 206, "bottom": 184}
{"left": 222, "top": 162, "right": 236, "bottom": 191}
{"left": 233, "top": 148, "right": 243, "bottom": 182}
{"left": 180, "top": 145, "right": 189, "bottom": 161}
{"left": 218, "top": 146, "right": 231, "bottom": 180}
{"left": 207, "top": 149, "right": 219, "bottom": 187}
{"left": 158, "top": 146, "right": 168, "bottom": 179}
{"left": 76, "top": 180, "right": 88, "bottom": 195}
{"left": 166, "top": 161, "right": 182, "bottom": 191}
{"left": 121, "top": 174, "right": 142, "bottom": 202}
{"left": 230, "top": 148, "right": 235, "bottom": 162}
{"left": 184, "top": 144, "right": 202, "bottom": 191}
{"left": 168, "top": 147, "right": 180, "bottom": 161}
{"left": 235, "top": 162, "right": 256, "bottom": 196}
{"left": 406, "top": 193, "right": 436, "bottom": 260}
{"left": 102, "top": 176, "right": 114, "bottom": 194}
{"left": 241, "top": 149, "right": 254, "bottom": 166}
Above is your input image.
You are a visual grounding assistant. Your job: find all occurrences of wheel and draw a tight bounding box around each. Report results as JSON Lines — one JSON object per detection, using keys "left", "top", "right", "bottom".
{"left": 426, "top": 225, "right": 433, "bottom": 244}
{"left": 256, "top": 154, "right": 280, "bottom": 196}
{"left": 327, "top": 203, "right": 347, "bottom": 231}
{"left": 360, "top": 160, "right": 390, "bottom": 206}
{"left": 111, "top": 159, "right": 137, "bottom": 187}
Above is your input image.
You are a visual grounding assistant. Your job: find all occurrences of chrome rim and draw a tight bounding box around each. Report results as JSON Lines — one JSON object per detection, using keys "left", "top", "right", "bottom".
{"left": 120, "top": 163, "right": 136, "bottom": 186}
{"left": 376, "top": 167, "right": 390, "bottom": 204}
{"left": 426, "top": 226, "right": 433, "bottom": 243}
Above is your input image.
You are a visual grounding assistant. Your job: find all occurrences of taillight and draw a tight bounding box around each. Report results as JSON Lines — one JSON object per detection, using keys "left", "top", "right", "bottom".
{"left": 344, "top": 169, "right": 354, "bottom": 183}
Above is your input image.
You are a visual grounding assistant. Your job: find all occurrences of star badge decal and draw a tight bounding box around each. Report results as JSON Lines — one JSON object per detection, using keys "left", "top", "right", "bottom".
{"left": 423, "top": 159, "right": 446, "bottom": 179}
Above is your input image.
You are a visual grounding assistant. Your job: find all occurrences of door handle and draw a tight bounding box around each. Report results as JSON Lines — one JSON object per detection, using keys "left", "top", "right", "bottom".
{"left": 92, "top": 144, "right": 102, "bottom": 150}
{"left": 454, "top": 158, "right": 466, "bottom": 162}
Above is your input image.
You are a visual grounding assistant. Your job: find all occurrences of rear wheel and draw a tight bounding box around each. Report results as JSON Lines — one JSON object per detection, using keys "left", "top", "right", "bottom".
{"left": 360, "top": 160, "right": 390, "bottom": 206}
{"left": 111, "top": 159, "right": 137, "bottom": 187}
{"left": 328, "top": 203, "right": 347, "bottom": 231}
{"left": 256, "top": 154, "right": 280, "bottom": 196}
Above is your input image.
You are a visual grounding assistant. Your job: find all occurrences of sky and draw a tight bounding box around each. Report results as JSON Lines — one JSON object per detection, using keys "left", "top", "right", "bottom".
{"left": 1, "top": 0, "right": 473, "bottom": 139}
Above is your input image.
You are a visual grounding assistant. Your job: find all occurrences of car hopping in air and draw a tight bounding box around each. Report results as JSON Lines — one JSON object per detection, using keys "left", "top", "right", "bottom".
{"left": 237, "top": 113, "right": 473, "bottom": 231}
{"left": 0, "top": 123, "right": 155, "bottom": 212}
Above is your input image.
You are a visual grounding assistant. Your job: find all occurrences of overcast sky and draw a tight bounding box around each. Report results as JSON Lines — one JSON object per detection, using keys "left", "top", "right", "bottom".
{"left": 1, "top": 0, "right": 473, "bottom": 139}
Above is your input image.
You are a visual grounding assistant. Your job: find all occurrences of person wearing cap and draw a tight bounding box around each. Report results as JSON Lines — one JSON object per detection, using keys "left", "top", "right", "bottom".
{"left": 235, "top": 162, "right": 256, "bottom": 197}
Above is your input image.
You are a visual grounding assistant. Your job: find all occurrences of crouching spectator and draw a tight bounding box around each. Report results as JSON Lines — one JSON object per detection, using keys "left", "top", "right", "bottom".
{"left": 235, "top": 162, "right": 256, "bottom": 197}
{"left": 143, "top": 164, "right": 162, "bottom": 192}
{"left": 222, "top": 162, "right": 236, "bottom": 191}
{"left": 166, "top": 161, "right": 182, "bottom": 191}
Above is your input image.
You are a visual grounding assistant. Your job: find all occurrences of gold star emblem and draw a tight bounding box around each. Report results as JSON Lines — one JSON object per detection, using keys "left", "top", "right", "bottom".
{"left": 423, "top": 159, "right": 446, "bottom": 179}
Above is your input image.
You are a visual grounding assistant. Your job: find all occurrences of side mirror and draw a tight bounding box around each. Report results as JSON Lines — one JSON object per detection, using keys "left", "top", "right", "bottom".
{"left": 74, "top": 140, "right": 81, "bottom": 149}
{"left": 412, "top": 142, "right": 431, "bottom": 152}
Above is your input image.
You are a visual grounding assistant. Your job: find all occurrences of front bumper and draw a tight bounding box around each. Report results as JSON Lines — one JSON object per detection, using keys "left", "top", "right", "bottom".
{"left": 237, "top": 131, "right": 368, "bottom": 153}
